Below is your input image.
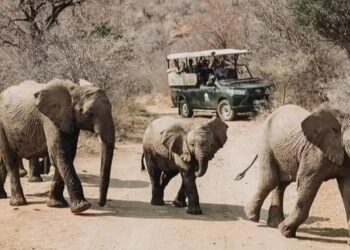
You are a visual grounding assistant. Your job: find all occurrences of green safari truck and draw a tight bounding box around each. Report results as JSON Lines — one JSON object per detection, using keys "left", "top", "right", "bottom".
{"left": 167, "top": 49, "right": 273, "bottom": 121}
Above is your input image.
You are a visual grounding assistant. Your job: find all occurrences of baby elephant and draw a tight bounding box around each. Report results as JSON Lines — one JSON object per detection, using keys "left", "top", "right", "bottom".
{"left": 237, "top": 104, "right": 350, "bottom": 243}
{"left": 142, "top": 116, "right": 228, "bottom": 214}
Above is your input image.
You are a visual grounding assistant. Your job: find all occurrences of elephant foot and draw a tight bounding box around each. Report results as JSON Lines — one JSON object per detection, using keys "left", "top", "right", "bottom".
{"left": 245, "top": 204, "right": 260, "bottom": 222}
{"left": 28, "top": 175, "right": 43, "bottom": 183}
{"left": 0, "top": 189, "right": 7, "bottom": 199}
{"left": 70, "top": 200, "right": 91, "bottom": 214}
{"left": 279, "top": 221, "right": 297, "bottom": 238}
{"left": 267, "top": 205, "right": 284, "bottom": 228}
{"left": 10, "top": 196, "right": 27, "bottom": 206}
{"left": 187, "top": 206, "right": 202, "bottom": 215}
{"left": 173, "top": 198, "right": 186, "bottom": 208}
{"left": 47, "top": 197, "right": 68, "bottom": 208}
{"left": 19, "top": 168, "right": 28, "bottom": 178}
{"left": 151, "top": 196, "right": 165, "bottom": 206}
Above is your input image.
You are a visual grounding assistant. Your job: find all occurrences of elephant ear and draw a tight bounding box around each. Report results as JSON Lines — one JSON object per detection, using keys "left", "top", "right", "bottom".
{"left": 207, "top": 117, "right": 228, "bottom": 149}
{"left": 301, "top": 109, "right": 344, "bottom": 165}
{"left": 34, "top": 80, "right": 74, "bottom": 133}
{"left": 161, "top": 124, "right": 191, "bottom": 163}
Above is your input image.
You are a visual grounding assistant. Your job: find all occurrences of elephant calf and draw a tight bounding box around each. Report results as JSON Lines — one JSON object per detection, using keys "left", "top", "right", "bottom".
{"left": 237, "top": 104, "right": 350, "bottom": 243}
{"left": 142, "top": 116, "right": 228, "bottom": 214}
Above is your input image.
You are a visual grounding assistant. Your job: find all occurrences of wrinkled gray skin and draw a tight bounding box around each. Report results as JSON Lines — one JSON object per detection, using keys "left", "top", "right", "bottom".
{"left": 0, "top": 79, "right": 115, "bottom": 214}
{"left": 142, "top": 116, "right": 228, "bottom": 214}
{"left": 244, "top": 104, "right": 350, "bottom": 243}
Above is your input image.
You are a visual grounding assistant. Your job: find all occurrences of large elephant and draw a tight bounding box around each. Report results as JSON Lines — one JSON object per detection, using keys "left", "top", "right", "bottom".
{"left": 236, "top": 104, "right": 350, "bottom": 243}
{"left": 0, "top": 79, "right": 115, "bottom": 214}
{"left": 142, "top": 116, "right": 228, "bottom": 214}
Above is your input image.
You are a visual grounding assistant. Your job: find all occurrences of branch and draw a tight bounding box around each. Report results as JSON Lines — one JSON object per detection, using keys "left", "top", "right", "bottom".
{"left": 46, "top": 0, "right": 86, "bottom": 29}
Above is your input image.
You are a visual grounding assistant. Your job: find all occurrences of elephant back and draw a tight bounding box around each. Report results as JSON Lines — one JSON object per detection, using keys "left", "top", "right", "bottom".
{"left": 0, "top": 81, "right": 47, "bottom": 158}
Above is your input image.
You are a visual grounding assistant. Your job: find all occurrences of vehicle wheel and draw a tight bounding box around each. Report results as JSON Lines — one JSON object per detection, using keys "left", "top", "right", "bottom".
{"left": 180, "top": 101, "right": 193, "bottom": 118}
{"left": 217, "top": 100, "right": 236, "bottom": 121}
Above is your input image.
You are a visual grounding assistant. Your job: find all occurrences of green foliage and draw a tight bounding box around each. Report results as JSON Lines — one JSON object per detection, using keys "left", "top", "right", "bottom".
{"left": 295, "top": 0, "right": 350, "bottom": 57}
{"left": 92, "top": 22, "right": 113, "bottom": 38}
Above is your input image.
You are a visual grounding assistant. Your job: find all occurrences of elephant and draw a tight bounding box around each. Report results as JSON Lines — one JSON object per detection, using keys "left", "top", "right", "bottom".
{"left": 0, "top": 79, "right": 115, "bottom": 214}
{"left": 235, "top": 104, "right": 350, "bottom": 243}
{"left": 142, "top": 116, "right": 228, "bottom": 214}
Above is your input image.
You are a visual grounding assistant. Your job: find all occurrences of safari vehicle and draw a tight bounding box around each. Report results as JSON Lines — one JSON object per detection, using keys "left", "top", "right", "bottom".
{"left": 167, "top": 49, "right": 273, "bottom": 121}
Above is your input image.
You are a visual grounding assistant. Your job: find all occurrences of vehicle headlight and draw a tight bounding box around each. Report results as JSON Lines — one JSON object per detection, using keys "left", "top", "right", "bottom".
{"left": 232, "top": 89, "right": 247, "bottom": 95}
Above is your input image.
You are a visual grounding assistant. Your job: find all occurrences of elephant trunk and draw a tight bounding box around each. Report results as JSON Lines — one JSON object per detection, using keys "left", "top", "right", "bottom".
{"left": 195, "top": 153, "right": 208, "bottom": 177}
{"left": 94, "top": 119, "right": 115, "bottom": 207}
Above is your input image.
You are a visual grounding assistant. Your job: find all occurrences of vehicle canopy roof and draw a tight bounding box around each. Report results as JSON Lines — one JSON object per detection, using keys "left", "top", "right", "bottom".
{"left": 167, "top": 49, "right": 251, "bottom": 60}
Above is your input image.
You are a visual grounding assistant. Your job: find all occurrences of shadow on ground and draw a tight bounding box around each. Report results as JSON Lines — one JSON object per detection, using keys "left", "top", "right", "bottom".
{"left": 81, "top": 198, "right": 263, "bottom": 222}
{"left": 296, "top": 235, "right": 347, "bottom": 244}
{"left": 78, "top": 174, "right": 149, "bottom": 189}
{"left": 299, "top": 227, "right": 348, "bottom": 238}
{"left": 258, "top": 219, "right": 347, "bottom": 244}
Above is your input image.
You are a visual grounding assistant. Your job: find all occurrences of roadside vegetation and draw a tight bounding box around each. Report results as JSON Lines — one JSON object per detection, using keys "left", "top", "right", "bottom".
{"left": 0, "top": 0, "right": 349, "bottom": 142}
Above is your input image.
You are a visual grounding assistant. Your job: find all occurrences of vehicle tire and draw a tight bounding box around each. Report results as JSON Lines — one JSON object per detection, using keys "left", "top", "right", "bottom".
{"left": 217, "top": 100, "right": 236, "bottom": 121}
{"left": 180, "top": 101, "right": 193, "bottom": 118}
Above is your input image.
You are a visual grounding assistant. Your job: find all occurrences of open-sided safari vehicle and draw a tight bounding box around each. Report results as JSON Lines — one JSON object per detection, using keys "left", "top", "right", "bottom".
{"left": 167, "top": 49, "right": 273, "bottom": 121}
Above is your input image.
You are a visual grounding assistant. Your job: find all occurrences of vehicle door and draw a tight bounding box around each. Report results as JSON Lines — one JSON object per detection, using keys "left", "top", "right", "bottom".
{"left": 198, "top": 84, "right": 217, "bottom": 109}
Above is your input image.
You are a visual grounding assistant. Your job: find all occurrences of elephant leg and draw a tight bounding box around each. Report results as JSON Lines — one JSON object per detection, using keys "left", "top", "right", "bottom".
{"left": 0, "top": 126, "right": 26, "bottom": 205}
{"left": 47, "top": 167, "right": 68, "bottom": 208}
{"left": 47, "top": 129, "right": 90, "bottom": 214}
{"left": 28, "top": 158, "right": 43, "bottom": 183}
{"left": 337, "top": 175, "right": 350, "bottom": 245}
{"left": 181, "top": 171, "right": 201, "bottom": 215}
{"left": 144, "top": 153, "right": 164, "bottom": 205}
{"left": 43, "top": 157, "right": 51, "bottom": 175}
{"left": 18, "top": 159, "right": 27, "bottom": 178}
{"left": 245, "top": 151, "right": 279, "bottom": 222}
{"left": 268, "top": 182, "right": 289, "bottom": 228}
{"left": 0, "top": 161, "right": 7, "bottom": 198}
{"left": 173, "top": 181, "right": 187, "bottom": 208}
{"left": 279, "top": 174, "right": 321, "bottom": 238}
{"left": 4, "top": 153, "right": 27, "bottom": 206}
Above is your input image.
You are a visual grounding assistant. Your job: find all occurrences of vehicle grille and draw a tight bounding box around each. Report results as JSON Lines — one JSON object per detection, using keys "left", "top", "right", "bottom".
{"left": 240, "top": 88, "right": 268, "bottom": 106}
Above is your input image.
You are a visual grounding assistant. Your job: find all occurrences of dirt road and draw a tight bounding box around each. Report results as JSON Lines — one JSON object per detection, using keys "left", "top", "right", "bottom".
{"left": 0, "top": 107, "right": 348, "bottom": 250}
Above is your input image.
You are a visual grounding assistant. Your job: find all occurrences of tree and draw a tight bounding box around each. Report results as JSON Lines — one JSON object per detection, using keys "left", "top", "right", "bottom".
{"left": 295, "top": 0, "right": 350, "bottom": 59}
{"left": 0, "top": 0, "right": 86, "bottom": 46}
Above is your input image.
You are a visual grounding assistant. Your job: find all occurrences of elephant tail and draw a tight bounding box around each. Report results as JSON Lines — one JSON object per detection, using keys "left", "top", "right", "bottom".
{"left": 141, "top": 153, "right": 146, "bottom": 172}
{"left": 234, "top": 154, "right": 258, "bottom": 181}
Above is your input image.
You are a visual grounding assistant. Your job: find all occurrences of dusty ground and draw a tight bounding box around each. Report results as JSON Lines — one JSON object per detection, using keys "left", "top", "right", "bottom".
{"left": 0, "top": 106, "right": 349, "bottom": 250}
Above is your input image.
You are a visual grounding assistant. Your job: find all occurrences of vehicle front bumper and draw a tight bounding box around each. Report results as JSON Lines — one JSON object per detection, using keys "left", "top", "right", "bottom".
{"left": 232, "top": 97, "right": 269, "bottom": 113}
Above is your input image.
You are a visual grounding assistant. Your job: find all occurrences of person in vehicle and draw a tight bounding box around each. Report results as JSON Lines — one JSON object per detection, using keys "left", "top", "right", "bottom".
{"left": 197, "top": 57, "right": 204, "bottom": 69}
{"left": 215, "top": 57, "right": 238, "bottom": 80}
{"left": 167, "top": 59, "right": 182, "bottom": 74}
{"left": 179, "top": 62, "right": 187, "bottom": 73}
{"left": 188, "top": 59, "right": 195, "bottom": 73}
{"left": 218, "top": 56, "right": 232, "bottom": 68}
{"left": 209, "top": 52, "right": 220, "bottom": 69}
